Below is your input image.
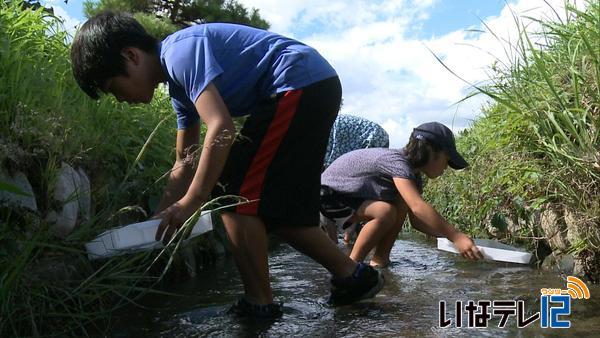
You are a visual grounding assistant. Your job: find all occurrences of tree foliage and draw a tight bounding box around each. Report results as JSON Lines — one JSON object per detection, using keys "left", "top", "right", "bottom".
{"left": 83, "top": 0, "right": 270, "bottom": 39}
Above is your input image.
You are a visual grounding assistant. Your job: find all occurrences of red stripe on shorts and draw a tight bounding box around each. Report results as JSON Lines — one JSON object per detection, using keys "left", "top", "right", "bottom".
{"left": 236, "top": 89, "right": 303, "bottom": 214}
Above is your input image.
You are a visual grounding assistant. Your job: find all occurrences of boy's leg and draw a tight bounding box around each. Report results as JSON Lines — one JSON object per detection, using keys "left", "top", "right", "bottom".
{"left": 349, "top": 200, "right": 397, "bottom": 263}
{"left": 213, "top": 77, "right": 383, "bottom": 305}
{"left": 319, "top": 213, "right": 338, "bottom": 243}
{"left": 221, "top": 212, "right": 273, "bottom": 305}
{"left": 274, "top": 225, "right": 384, "bottom": 306}
{"left": 370, "top": 199, "right": 409, "bottom": 267}
{"left": 273, "top": 226, "right": 355, "bottom": 278}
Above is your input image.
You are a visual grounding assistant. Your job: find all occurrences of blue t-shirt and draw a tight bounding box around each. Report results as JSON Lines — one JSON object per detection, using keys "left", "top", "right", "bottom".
{"left": 159, "top": 23, "right": 338, "bottom": 129}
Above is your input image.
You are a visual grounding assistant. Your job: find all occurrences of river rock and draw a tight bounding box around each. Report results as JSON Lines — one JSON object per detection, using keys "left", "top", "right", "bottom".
{"left": 542, "top": 253, "right": 575, "bottom": 273}
{"left": 540, "top": 207, "right": 569, "bottom": 252}
{"left": 47, "top": 163, "right": 87, "bottom": 238}
{"left": 0, "top": 168, "right": 37, "bottom": 212}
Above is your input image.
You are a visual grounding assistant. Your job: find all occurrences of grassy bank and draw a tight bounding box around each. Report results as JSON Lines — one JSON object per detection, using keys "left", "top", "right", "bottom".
{"left": 0, "top": 2, "right": 218, "bottom": 336}
{"left": 425, "top": 1, "right": 599, "bottom": 280}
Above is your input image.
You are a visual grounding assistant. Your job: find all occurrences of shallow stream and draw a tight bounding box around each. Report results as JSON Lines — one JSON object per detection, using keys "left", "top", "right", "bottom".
{"left": 112, "top": 233, "right": 600, "bottom": 337}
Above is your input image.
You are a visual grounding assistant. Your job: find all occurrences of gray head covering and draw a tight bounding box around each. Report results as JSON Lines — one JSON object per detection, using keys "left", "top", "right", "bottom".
{"left": 412, "top": 122, "right": 468, "bottom": 170}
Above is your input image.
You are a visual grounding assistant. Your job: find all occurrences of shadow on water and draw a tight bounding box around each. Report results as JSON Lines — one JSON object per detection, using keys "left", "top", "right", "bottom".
{"left": 111, "top": 233, "right": 600, "bottom": 337}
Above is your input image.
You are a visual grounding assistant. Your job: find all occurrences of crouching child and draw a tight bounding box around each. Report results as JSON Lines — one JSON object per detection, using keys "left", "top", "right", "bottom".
{"left": 320, "top": 122, "right": 483, "bottom": 267}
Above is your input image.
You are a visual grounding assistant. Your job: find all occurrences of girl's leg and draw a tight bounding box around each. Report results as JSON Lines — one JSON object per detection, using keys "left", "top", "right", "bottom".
{"left": 349, "top": 200, "right": 397, "bottom": 263}
{"left": 370, "top": 199, "right": 409, "bottom": 267}
{"left": 221, "top": 212, "right": 272, "bottom": 305}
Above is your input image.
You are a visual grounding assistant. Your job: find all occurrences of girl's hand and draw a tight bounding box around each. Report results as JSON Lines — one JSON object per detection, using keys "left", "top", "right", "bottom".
{"left": 450, "top": 232, "right": 483, "bottom": 260}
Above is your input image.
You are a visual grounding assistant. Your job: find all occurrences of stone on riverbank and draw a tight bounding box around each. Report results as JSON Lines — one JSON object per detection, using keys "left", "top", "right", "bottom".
{"left": 0, "top": 168, "right": 38, "bottom": 212}
{"left": 46, "top": 162, "right": 92, "bottom": 238}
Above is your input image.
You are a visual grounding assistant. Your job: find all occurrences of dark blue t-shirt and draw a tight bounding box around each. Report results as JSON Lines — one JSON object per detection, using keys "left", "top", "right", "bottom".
{"left": 159, "top": 23, "right": 337, "bottom": 129}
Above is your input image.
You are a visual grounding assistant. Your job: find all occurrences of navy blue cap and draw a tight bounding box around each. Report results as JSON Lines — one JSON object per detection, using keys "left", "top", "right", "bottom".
{"left": 412, "top": 122, "right": 468, "bottom": 170}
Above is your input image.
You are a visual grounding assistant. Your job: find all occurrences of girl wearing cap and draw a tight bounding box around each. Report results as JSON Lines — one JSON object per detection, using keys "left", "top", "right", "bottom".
{"left": 320, "top": 122, "right": 482, "bottom": 267}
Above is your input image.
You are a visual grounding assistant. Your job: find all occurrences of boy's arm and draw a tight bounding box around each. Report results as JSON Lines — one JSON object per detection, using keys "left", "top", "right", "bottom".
{"left": 393, "top": 177, "right": 482, "bottom": 260}
{"left": 155, "top": 83, "right": 235, "bottom": 243}
{"left": 154, "top": 123, "right": 201, "bottom": 214}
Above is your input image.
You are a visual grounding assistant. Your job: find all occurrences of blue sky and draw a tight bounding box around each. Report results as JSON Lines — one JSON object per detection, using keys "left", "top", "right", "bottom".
{"left": 43, "top": 0, "right": 579, "bottom": 147}
{"left": 415, "top": 0, "right": 505, "bottom": 38}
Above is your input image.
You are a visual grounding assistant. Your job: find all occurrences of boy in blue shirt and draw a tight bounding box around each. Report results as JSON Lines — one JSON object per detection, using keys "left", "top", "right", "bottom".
{"left": 70, "top": 12, "right": 383, "bottom": 316}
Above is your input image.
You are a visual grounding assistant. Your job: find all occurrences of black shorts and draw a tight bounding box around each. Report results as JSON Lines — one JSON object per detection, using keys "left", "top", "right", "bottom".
{"left": 212, "top": 76, "right": 342, "bottom": 230}
{"left": 319, "top": 186, "right": 364, "bottom": 218}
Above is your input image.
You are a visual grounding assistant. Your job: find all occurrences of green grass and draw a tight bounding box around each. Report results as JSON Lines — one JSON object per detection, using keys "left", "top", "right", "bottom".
{"left": 0, "top": 2, "right": 222, "bottom": 336}
{"left": 425, "top": 1, "right": 599, "bottom": 271}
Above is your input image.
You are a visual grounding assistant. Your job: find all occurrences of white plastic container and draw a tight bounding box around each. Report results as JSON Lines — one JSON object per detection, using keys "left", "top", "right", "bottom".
{"left": 437, "top": 238, "right": 532, "bottom": 264}
{"left": 85, "top": 211, "right": 213, "bottom": 260}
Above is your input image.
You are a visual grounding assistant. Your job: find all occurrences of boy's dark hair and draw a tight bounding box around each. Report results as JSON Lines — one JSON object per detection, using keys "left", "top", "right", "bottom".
{"left": 70, "top": 11, "right": 158, "bottom": 99}
{"left": 403, "top": 135, "right": 444, "bottom": 168}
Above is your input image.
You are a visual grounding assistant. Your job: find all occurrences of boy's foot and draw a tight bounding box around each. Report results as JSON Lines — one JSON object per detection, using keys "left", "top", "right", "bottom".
{"left": 328, "top": 262, "right": 384, "bottom": 306}
{"left": 228, "top": 297, "right": 283, "bottom": 319}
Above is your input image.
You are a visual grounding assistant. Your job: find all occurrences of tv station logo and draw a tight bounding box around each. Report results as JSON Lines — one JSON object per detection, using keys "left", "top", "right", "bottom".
{"left": 439, "top": 276, "right": 591, "bottom": 329}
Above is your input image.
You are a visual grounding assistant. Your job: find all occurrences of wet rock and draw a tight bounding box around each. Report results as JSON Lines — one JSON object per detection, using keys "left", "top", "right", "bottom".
{"left": 541, "top": 253, "right": 575, "bottom": 274}
{"left": 0, "top": 168, "right": 37, "bottom": 212}
{"left": 540, "top": 207, "right": 569, "bottom": 252}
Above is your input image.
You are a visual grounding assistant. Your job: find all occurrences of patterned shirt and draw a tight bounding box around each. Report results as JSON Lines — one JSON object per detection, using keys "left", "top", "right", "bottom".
{"left": 324, "top": 114, "right": 389, "bottom": 167}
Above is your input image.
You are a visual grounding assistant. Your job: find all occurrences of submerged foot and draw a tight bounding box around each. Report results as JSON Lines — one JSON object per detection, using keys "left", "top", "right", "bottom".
{"left": 328, "top": 262, "right": 385, "bottom": 306}
{"left": 228, "top": 297, "right": 283, "bottom": 319}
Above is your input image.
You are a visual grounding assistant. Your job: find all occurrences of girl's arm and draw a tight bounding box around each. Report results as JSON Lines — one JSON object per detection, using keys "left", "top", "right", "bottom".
{"left": 393, "top": 177, "right": 482, "bottom": 260}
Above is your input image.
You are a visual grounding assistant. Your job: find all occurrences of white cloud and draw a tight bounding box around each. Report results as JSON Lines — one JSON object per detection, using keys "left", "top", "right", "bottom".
{"left": 240, "top": 0, "right": 586, "bottom": 146}
{"left": 42, "top": 1, "right": 81, "bottom": 36}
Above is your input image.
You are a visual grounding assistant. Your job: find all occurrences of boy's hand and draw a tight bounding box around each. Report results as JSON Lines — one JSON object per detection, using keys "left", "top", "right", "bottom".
{"left": 154, "top": 195, "right": 203, "bottom": 245}
{"left": 449, "top": 232, "right": 483, "bottom": 260}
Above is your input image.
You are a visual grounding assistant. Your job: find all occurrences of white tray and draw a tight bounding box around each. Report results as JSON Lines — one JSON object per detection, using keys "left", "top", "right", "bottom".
{"left": 437, "top": 238, "right": 532, "bottom": 264}
{"left": 85, "top": 211, "right": 213, "bottom": 260}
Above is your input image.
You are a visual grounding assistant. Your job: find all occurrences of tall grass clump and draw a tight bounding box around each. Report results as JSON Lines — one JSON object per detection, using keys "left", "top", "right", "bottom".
{"left": 0, "top": 1, "right": 220, "bottom": 336}
{"left": 425, "top": 1, "right": 599, "bottom": 279}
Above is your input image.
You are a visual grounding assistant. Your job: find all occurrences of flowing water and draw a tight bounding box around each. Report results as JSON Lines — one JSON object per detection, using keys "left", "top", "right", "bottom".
{"left": 112, "top": 233, "right": 600, "bottom": 337}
